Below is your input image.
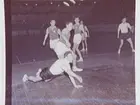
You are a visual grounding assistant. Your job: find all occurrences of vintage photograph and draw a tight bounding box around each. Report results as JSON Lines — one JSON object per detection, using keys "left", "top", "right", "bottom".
{"left": 10, "top": 0, "right": 135, "bottom": 105}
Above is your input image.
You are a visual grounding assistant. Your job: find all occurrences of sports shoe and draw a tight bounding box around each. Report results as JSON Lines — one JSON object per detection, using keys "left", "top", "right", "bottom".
{"left": 81, "top": 49, "right": 85, "bottom": 52}
{"left": 77, "top": 58, "right": 83, "bottom": 62}
{"left": 73, "top": 67, "right": 83, "bottom": 72}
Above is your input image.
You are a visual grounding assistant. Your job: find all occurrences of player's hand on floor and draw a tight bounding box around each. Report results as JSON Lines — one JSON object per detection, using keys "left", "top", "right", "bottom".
{"left": 43, "top": 42, "right": 45, "bottom": 46}
{"left": 78, "top": 76, "right": 83, "bottom": 83}
{"left": 43, "top": 41, "right": 46, "bottom": 46}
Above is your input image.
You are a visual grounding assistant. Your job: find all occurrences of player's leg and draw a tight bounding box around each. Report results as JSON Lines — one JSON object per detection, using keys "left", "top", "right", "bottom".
{"left": 22, "top": 74, "right": 42, "bottom": 83}
{"left": 22, "top": 68, "right": 42, "bottom": 82}
{"left": 71, "top": 52, "right": 83, "bottom": 71}
{"left": 118, "top": 39, "right": 124, "bottom": 54}
{"left": 81, "top": 33, "right": 85, "bottom": 51}
{"left": 73, "top": 34, "right": 83, "bottom": 62}
{"left": 84, "top": 37, "right": 88, "bottom": 51}
{"left": 127, "top": 38, "right": 135, "bottom": 52}
{"left": 76, "top": 43, "right": 83, "bottom": 62}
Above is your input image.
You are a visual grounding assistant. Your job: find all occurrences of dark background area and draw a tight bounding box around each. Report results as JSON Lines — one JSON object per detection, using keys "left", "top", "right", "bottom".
{"left": 11, "top": 0, "right": 135, "bottom": 64}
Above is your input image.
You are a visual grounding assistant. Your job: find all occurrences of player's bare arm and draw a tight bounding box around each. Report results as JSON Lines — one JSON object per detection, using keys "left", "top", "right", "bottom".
{"left": 117, "top": 25, "right": 121, "bottom": 38}
{"left": 43, "top": 28, "right": 49, "bottom": 46}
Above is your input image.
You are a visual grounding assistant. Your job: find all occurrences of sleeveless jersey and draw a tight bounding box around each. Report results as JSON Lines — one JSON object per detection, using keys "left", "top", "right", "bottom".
{"left": 73, "top": 24, "right": 81, "bottom": 34}
{"left": 48, "top": 26, "right": 59, "bottom": 40}
{"left": 60, "top": 28, "right": 71, "bottom": 44}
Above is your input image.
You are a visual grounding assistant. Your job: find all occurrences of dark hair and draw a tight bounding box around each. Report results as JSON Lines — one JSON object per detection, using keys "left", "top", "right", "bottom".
{"left": 64, "top": 51, "right": 72, "bottom": 58}
{"left": 66, "top": 21, "right": 72, "bottom": 25}
{"left": 75, "top": 17, "right": 80, "bottom": 20}
{"left": 73, "top": 15, "right": 80, "bottom": 19}
{"left": 50, "top": 19, "right": 56, "bottom": 22}
{"left": 122, "top": 17, "right": 127, "bottom": 20}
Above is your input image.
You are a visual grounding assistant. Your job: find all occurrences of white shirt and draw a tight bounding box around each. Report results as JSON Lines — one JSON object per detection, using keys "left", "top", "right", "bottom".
{"left": 118, "top": 22, "right": 131, "bottom": 33}
{"left": 49, "top": 59, "right": 71, "bottom": 75}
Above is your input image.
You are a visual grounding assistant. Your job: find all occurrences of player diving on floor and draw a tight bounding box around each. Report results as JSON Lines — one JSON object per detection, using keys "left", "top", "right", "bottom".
{"left": 22, "top": 51, "right": 83, "bottom": 89}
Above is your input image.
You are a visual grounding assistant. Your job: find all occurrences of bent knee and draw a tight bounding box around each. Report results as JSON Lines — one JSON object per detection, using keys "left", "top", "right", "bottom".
{"left": 127, "top": 38, "right": 132, "bottom": 42}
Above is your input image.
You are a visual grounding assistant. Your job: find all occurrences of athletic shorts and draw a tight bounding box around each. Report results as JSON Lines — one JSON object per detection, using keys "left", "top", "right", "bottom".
{"left": 120, "top": 33, "right": 131, "bottom": 40}
{"left": 39, "top": 67, "right": 68, "bottom": 81}
{"left": 54, "top": 41, "right": 71, "bottom": 58}
{"left": 50, "top": 39, "right": 59, "bottom": 49}
{"left": 73, "top": 34, "right": 82, "bottom": 44}
{"left": 39, "top": 67, "right": 56, "bottom": 81}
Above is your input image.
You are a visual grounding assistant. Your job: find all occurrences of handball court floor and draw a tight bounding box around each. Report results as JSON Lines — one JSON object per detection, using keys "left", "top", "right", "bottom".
{"left": 12, "top": 51, "right": 135, "bottom": 105}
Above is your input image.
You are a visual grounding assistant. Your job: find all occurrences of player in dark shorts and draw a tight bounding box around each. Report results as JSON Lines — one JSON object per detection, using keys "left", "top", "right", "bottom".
{"left": 22, "top": 51, "right": 83, "bottom": 89}
{"left": 117, "top": 17, "right": 135, "bottom": 54}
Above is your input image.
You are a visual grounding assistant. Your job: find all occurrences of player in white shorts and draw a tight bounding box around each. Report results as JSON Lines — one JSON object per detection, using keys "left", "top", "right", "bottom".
{"left": 73, "top": 17, "right": 85, "bottom": 62}
{"left": 117, "top": 17, "right": 135, "bottom": 54}
{"left": 80, "top": 21, "right": 90, "bottom": 52}
{"left": 22, "top": 52, "right": 83, "bottom": 89}
{"left": 54, "top": 22, "right": 83, "bottom": 71}
{"left": 43, "top": 20, "right": 61, "bottom": 50}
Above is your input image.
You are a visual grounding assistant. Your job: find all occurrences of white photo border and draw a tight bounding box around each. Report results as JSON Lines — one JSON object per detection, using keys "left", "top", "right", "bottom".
{"left": 135, "top": 0, "right": 140, "bottom": 105}
{"left": 0, "top": 0, "right": 140, "bottom": 105}
{"left": 0, "top": 0, "right": 6, "bottom": 104}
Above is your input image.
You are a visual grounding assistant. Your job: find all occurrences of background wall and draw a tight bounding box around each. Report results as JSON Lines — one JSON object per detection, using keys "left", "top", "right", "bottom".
{"left": 11, "top": 0, "right": 135, "bottom": 64}
{"left": 12, "top": 26, "right": 135, "bottom": 64}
